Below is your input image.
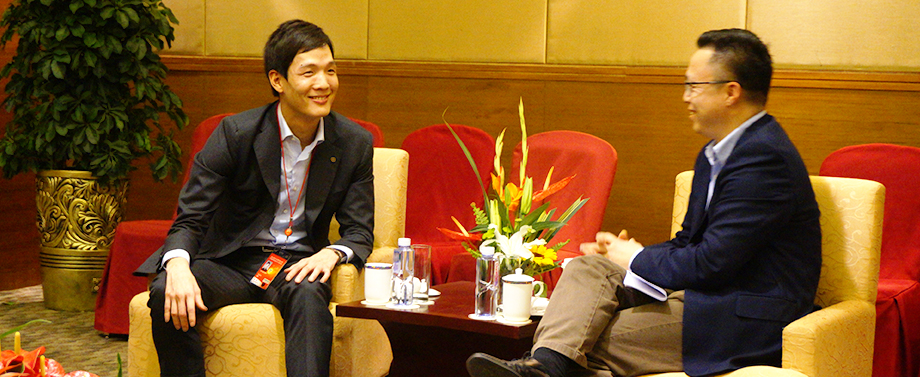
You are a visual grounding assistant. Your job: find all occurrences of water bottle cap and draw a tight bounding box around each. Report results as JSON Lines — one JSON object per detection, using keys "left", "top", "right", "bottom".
{"left": 398, "top": 238, "right": 411, "bottom": 247}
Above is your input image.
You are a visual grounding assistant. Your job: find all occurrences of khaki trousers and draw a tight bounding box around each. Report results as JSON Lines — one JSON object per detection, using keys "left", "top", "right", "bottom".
{"left": 534, "top": 255, "right": 684, "bottom": 377}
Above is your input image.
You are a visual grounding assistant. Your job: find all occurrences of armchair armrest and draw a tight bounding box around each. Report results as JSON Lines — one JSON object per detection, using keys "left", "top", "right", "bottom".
{"left": 781, "top": 300, "right": 876, "bottom": 377}
{"left": 330, "top": 264, "right": 362, "bottom": 304}
{"left": 329, "top": 245, "right": 395, "bottom": 304}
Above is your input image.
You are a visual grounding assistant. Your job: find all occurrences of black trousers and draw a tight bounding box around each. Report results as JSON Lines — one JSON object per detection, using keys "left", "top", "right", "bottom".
{"left": 147, "top": 247, "right": 333, "bottom": 377}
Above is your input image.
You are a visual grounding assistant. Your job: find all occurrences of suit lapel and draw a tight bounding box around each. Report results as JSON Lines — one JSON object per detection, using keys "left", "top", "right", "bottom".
{"left": 256, "top": 104, "right": 282, "bottom": 203}
{"left": 689, "top": 160, "right": 711, "bottom": 240}
{"left": 303, "top": 114, "right": 341, "bottom": 231}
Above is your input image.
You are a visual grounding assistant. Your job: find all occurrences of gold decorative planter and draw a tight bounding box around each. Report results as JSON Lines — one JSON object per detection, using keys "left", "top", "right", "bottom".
{"left": 36, "top": 170, "right": 128, "bottom": 311}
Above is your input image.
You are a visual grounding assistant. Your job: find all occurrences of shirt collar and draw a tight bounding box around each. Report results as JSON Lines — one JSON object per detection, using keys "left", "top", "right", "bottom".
{"left": 705, "top": 111, "right": 766, "bottom": 167}
{"left": 277, "top": 105, "right": 325, "bottom": 149}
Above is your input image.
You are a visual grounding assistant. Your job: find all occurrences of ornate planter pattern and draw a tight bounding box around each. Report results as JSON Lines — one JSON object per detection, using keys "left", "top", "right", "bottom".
{"left": 36, "top": 170, "right": 127, "bottom": 311}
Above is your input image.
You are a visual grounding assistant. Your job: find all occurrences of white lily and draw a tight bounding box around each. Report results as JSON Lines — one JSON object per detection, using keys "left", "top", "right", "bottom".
{"left": 480, "top": 224, "right": 545, "bottom": 260}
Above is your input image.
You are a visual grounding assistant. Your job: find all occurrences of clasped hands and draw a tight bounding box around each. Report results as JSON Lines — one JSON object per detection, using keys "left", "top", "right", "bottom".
{"left": 579, "top": 229, "right": 644, "bottom": 268}
{"left": 162, "top": 248, "right": 340, "bottom": 331}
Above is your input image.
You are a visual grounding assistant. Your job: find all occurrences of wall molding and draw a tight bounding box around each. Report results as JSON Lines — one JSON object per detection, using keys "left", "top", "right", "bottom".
{"left": 161, "top": 55, "right": 920, "bottom": 92}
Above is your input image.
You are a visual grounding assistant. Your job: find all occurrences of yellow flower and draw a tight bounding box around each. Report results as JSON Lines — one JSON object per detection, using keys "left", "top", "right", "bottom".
{"left": 530, "top": 245, "right": 557, "bottom": 267}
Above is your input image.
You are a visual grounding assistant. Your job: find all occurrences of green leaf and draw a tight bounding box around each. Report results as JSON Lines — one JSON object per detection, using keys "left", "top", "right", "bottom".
{"left": 123, "top": 8, "right": 139, "bottom": 24}
{"left": 84, "top": 50, "right": 97, "bottom": 67}
{"left": 100, "top": 7, "right": 116, "bottom": 20}
{"left": 70, "top": 24, "right": 85, "bottom": 37}
{"left": 86, "top": 127, "right": 98, "bottom": 144}
{"left": 109, "top": 140, "right": 130, "bottom": 154}
{"left": 69, "top": 1, "right": 82, "bottom": 13}
{"left": 55, "top": 27, "right": 70, "bottom": 41}
{"left": 135, "top": 42, "right": 146, "bottom": 60}
{"left": 86, "top": 0, "right": 97, "bottom": 7}
{"left": 83, "top": 32, "right": 97, "bottom": 47}
{"left": 115, "top": 10, "right": 129, "bottom": 28}
{"left": 1, "top": 319, "right": 52, "bottom": 339}
{"left": 53, "top": 50, "right": 71, "bottom": 64}
{"left": 50, "top": 61, "right": 64, "bottom": 79}
{"left": 55, "top": 124, "right": 67, "bottom": 136}
{"left": 164, "top": 8, "right": 179, "bottom": 25}
{"left": 39, "top": 59, "right": 51, "bottom": 80}
{"left": 134, "top": 81, "right": 145, "bottom": 99}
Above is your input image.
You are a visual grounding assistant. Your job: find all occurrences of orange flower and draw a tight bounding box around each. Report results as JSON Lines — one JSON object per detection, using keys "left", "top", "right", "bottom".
{"left": 1, "top": 346, "right": 45, "bottom": 376}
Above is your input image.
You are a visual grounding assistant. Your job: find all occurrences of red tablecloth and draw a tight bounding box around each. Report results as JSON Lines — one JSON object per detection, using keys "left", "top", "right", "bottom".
{"left": 94, "top": 220, "right": 171, "bottom": 335}
{"left": 874, "top": 279, "right": 920, "bottom": 377}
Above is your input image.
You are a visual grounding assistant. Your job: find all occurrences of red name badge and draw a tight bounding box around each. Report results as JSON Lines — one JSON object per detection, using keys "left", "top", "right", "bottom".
{"left": 250, "top": 250, "right": 291, "bottom": 289}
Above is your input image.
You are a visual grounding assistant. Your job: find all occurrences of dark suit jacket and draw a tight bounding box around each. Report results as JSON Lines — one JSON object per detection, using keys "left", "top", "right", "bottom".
{"left": 631, "top": 114, "right": 822, "bottom": 376}
{"left": 136, "top": 103, "right": 374, "bottom": 275}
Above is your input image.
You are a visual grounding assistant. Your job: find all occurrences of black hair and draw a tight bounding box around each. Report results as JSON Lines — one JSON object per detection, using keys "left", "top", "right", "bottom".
{"left": 697, "top": 29, "right": 772, "bottom": 105}
{"left": 263, "top": 20, "right": 334, "bottom": 97}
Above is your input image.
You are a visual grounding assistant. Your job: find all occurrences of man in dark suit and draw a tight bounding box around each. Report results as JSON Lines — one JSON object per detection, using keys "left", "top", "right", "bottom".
{"left": 135, "top": 20, "right": 374, "bottom": 377}
{"left": 467, "top": 29, "right": 821, "bottom": 377}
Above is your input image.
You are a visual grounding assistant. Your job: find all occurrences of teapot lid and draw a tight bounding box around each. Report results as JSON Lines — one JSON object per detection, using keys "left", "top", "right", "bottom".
{"left": 502, "top": 268, "right": 534, "bottom": 283}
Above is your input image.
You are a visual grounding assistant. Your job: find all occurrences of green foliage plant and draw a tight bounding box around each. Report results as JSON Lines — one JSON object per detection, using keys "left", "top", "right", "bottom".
{"left": 0, "top": 0, "right": 189, "bottom": 184}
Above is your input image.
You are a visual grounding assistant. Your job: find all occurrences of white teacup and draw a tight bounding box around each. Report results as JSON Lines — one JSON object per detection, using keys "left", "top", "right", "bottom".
{"left": 502, "top": 269, "right": 540, "bottom": 322}
{"left": 364, "top": 263, "right": 393, "bottom": 304}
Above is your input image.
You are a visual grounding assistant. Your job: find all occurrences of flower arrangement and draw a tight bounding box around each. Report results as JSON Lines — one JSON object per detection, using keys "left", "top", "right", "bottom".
{"left": 1, "top": 321, "right": 113, "bottom": 377}
{"left": 438, "top": 99, "right": 588, "bottom": 277}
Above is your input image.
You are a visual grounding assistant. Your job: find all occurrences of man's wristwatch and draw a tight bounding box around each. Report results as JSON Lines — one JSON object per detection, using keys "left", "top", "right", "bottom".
{"left": 332, "top": 249, "right": 347, "bottom": 265}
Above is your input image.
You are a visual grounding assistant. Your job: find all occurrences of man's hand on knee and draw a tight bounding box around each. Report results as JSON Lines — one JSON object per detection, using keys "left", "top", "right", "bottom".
{"left": 164, "top": 258, "right": 208, "bottom": 331}
{"left": 284, "top": 248, "right": 339, "bottom": 284}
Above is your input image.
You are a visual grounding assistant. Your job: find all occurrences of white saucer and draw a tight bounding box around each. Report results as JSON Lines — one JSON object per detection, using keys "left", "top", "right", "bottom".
{"left": 429, "top": 288, "right": 441, "bottom": 297}
{"left": 531, "top": 297, "right": 549, "bottom": 316}
{"left": 360, "top": 300, "right": 390, "bottom": 306}
{"left": 496, "top": 315, "right": 532, "bottom": 325}
{"left": 386, "top": 302, "right": 420, "bottom": 310}
{"left": 414, "top": 299, "right": 436, "bottom": 305}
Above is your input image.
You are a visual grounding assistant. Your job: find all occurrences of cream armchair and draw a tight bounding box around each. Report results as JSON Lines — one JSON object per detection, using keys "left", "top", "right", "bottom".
{"left": 127, "top": 147, "right": 407, "bottom": 377}
{"left": 646, "top": 171, "right": 884, "bottom": 377}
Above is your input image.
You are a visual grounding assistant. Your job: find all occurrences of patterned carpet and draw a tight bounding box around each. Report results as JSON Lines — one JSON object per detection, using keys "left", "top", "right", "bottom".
{"left": 0, "top": 285, "right": 127, "bottom": 377}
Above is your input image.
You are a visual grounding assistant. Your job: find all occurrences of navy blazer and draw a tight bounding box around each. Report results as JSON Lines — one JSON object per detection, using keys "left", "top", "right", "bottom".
{"left": 136, "top": 103, "right": 375, "bottom": 275}
{"left": 631, "top": 114, "right": 822, "bottom": 376}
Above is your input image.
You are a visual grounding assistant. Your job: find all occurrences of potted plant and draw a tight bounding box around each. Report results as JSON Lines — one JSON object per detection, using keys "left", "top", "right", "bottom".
{"left": 0, "top": 0, "right": 188, "bottom": 310}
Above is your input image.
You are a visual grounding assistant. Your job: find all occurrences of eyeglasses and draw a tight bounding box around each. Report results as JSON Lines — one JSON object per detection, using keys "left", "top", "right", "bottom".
{"left": 683, "top": 80, "right": 734, "bottom": 96}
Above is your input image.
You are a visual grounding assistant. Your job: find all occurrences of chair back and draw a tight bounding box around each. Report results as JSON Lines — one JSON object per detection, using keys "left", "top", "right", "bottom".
{"left": 401, "top": 124, "right": 495, "bottom": 242}
{"left": 670, "top": 171, "right": 884, "bottom": 307}
{"left": 348, "top": 117, "right": 386, "bottom": 147}
{"left": 181, "top": 113, "right": 234, "bottom": 186}
{"left": 511, "top": 130, "right": 617, "bottom": 250}
{"left": 819, "top": 143, "right": 920, "bottom": 281}
{"left": 328, "top": 147, "right": 408, "bottom": 255}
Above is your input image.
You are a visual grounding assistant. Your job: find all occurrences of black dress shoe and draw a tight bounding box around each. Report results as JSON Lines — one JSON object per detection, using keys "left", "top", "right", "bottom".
{"left": 466, "top": 352, "right": 550, "bottom": 377}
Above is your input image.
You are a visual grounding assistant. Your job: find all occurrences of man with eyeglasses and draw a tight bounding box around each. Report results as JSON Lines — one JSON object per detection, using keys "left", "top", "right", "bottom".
{"left": 467, "top": 29, "right": 821, "bottom": 377}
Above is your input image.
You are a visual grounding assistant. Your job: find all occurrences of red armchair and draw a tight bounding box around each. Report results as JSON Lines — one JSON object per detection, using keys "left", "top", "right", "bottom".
{"left": 347, "top": 117, "right": 386, "bottom": 147}
{"left": 94, "top": 113, "right": 232, "bottom": 335}
{"left": 400, "top": 124, "right": 494, "bottom": 284}
{"left": 820, "top": 143, "right": 920, "bottom": 377}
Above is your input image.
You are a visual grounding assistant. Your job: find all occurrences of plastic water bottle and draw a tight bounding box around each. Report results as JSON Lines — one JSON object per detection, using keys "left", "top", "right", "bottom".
{"left": 473, "top": 246, "right": 500, "bottom": 319}
{"left": 391, "top": 237, "right": 415, "bottom": 306}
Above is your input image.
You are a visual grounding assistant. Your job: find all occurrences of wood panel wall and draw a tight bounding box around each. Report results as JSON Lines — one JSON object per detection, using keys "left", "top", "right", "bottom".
{"left": 2, "top": 55, "right": 919, "bottom": 290}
